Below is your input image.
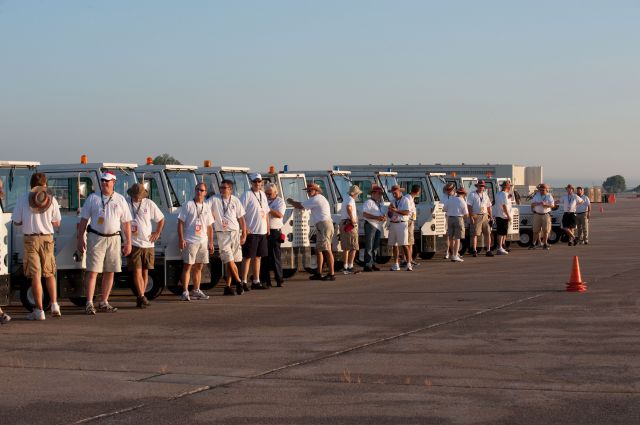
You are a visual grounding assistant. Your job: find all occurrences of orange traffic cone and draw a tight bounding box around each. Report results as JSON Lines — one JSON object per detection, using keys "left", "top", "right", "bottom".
{"left": 566, "top": 256, "right": 587, "bottom": 292}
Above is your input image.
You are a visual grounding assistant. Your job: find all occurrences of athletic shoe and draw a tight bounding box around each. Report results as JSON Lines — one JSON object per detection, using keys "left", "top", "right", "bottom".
{"left": 223, "top": 286, "right": 235, "bottom": 296}
{"left": 191, "top": 289, "right": 210, "bottom": 300}
{"left": 136, "top": 296, "right": 147, "bottom": 308}
{"left": 51, "top": 302, "right": 62, "bottom": 317}
{"left": 543, "top": 244, "right": 550, "bottom": 250}
{"left": 584, "top": 240, "right": 589, "bottom": 245}
{"left": 405, "top": 263, "right": 413, "bottom": 271}
{"left": 343, "top": 268, "right": 352, "bottom": 275}
{"left": 0, "top": 313, "right": 11, "bottom": 324}
{"left": 98, "top": 302, "right": 118, "bottom": 312}
{"left": 486, "top": 251, "right": 494, "bottom": 257}
{"left": 251, "top": 282, "right": 267, "bottom": 290}
{"left": 497, "top": 248, "right": 508, "bottom": 255}
{"left": 390, "top": 263, "right": 400, "bottom": 271}
{"left": 444, "top": 252, "right": 450, "bottom": 260}
{"left": 309, "top": 273, "right": 323, "bottom": 281}
{"left": 141, "top": 296, "right": 150, "bottom": 306}
{"left": 451, "top": 255, "right": 464, "bottom": 262}
{"left": 180, "top": 291, "right": 191, "bottom": 301}
{"left": 321, "top": 274, "right": 336, "bottom": 281}
{"left": 235, "top": 283, "right": 244, "bottom": 295}
{"left": 472, "top": 250, "right": 478, "bottom": 257}
{"left": 85, "top": 303, "right": 97, "bottom": 315}
{"left": 27, "top": 308, "right": 45, "bottom": 321}
{"left": 242, "top": 282, "right": 251, "bottom": 292}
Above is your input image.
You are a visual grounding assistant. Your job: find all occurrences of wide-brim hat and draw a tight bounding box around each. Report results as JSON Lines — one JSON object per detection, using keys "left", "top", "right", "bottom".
{"left": 127, "top": 183, "right": 148, "bottom": 199}
{"left": 500, "top": 180, "right": 512, "bottom": 187}
{"left": 565, "top": 184, "right": 574, "bottom": 190}
{"left": 348, "top": 185, "right": 362, "bottom": 197}
{"left": 304, "top": 183, "right": 321, "bottom": 192}
{"left": 537, "top": 183, "right": 548, "bottom": 190}
{"left": 390, "top": 184, "right": 405, "bottom": 192}
{"left": 369, "top": 185, "right": 383, "bottom": 194}
{"left": 475, "top": 180, "right": 487, "bottom": 187}
{"left": 29, "top": 186, "right": 53, "bottom": 213}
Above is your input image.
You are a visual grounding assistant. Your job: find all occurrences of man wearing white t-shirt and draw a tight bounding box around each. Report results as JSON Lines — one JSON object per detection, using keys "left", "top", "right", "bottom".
{"left": 12, "top": 173, "right": 62, "bottom": 320}
{"left": 77, "top": 171, "right": 132, "bottom": 314}
{"left": 467, "top": 180, "right": 494, "bottom": 257}
{"left": 209, "top": 179, "right": 246, "bottom": 295}
{"left": 493, "top": 180, "right": 513, "bottom": 255}
{"left": 529, "top": 183, "right": 555, "bottom": 250}
{"left": 126, "top": 183, "right": 164, "bottom": 308}
{"left": 288, "top": 183, "right": 336, "bottom": 281}
{"left": 557, "top": 184, "right": 584, "bottom": 246}
{"left": 575, "top": 187, "right": 591, "bottom": 244}
{"left": 362, "top": 185, "right": 386, "bottom": 272}
{"left": 443, "top": 186, "right": 469, "bottom": 262}
{"left": 441, "top": 183, "right": 456, "bottom": 259}
{"left": 240, "top": 173, "right": 270, "bottom": 290}
{"left": 388, "top": 185, "right": 412, "bottom": 271}
{"left": 402, "top": 185, "right": 420, "bottom": 267}
{"left": 177, "top": 182, "right": 214, "bottom": 301}
{"left": 261, "top": 182, "right": 287, "bottom": 286}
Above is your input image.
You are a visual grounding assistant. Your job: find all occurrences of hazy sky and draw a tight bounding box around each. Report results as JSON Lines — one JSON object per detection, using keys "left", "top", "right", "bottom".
{"left": 1, "top": 1, "right": 638, "bottom": 186}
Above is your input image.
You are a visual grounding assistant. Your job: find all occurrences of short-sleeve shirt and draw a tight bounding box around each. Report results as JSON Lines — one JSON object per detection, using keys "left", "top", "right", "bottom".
{"left": 443, "top": 196, "right": 468, "bottom": 217}
{"left": 301, "top": 194, "right": 332, "bottom": 226}
{"left": 467, "top": 191, "right": 492, "bottom": 215}
{"left": 127, "top": 198, "right": 164, "bottom": 248}
{"left": 560, "top": 194, "right": 583, "bottom": 213}
{"left": 209, "top": 195, "right": 245, "bottom": 232}
{"left": 576, "top": 195, "right": 591, "bottom": 213}
{"left": 494, "top": 191, "right": 512, "bottom": 219}
{"left": 80, "top": 192, "right": 132, "bottom": 234}
{"left": 531, "top": 192, "right": 555, "bottom": 214}
{"left": 389, "top": 196, "right": 410, "bottom": 223}
{"left": 267, "top": 196, "right": 286, "bottom": 230}
{"left": 404, "top": 194, "right": 417, "bottom": 221}
{"left": 339, "top": 196, "right": 357, "bottom": 222}
{"left": 178, "top": 200, "right": 213, "bottom": 244}
{"left": 240, "top": 190, "right": 269, "bottom": 235}
{"left": 12, "top": 194, "right": 62, "bottom": 235}
{"left": 363, "top": 198, "right": 386, "bottom": 231}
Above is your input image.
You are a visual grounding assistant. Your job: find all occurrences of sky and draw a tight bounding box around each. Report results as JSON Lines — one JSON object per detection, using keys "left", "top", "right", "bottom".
{"left": 1, "top": 1, "right": 638, "bottom": 187}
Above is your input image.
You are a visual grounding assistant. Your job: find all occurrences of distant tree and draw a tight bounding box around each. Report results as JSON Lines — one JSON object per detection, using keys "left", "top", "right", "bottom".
{"left": 153, "top": 154, "right": 182, "bottom": 165}
{"left": 602, "top": 175, "right": 626, "bottom": 193}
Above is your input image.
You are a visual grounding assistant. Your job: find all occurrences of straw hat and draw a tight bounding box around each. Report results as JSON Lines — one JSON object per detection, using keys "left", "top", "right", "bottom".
{"left": 127, "top": 183, "right": 148, "bottom": 199}
{"left": 28, "top": 186, "right": 53, "bottom": 213}
{"left": 390, "top": 184, "right": 405, "bottom": 192}
{"left": 304, "top": 182, "right": 321, "bottom": 192}
{"left": 348, "top": 185, "right": 362, "bottom": 197}
{"left": 500, "top": 180, "right": 512, "bottom": 188}
{"left": 444, "top": 182, "right": 455, "bottom": 193}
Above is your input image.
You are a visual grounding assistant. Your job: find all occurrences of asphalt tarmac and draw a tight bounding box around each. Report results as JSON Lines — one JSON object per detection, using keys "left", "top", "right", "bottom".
{"left": 1, "top": 198, "right": 639, "bottom": 425}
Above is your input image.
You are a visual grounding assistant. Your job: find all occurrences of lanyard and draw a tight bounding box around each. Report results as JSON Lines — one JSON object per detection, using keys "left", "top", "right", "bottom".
{"left": 252, "top": 190, "right": 264, "bottom": 208}
{"left": 102, "top": 194, "right": 113, "bottom": 210}
{"left": 130, "top": 199, "right": 143, "bottom": 219}
{"left": 193, "top": 199, "right": 203, "bottom": 220}
{"left": 222, "top": 196, "right": 232, "bottom": 218}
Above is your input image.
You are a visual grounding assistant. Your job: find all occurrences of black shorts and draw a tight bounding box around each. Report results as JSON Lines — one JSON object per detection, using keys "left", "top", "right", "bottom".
{"left": 242, "top": 234, "right": 268, "bottom": 258}
{"left": 495, "top": 217, "right": 509, "bottom": 236}
{"left": 562, "top": 212, "right": 577, "bottom": 229}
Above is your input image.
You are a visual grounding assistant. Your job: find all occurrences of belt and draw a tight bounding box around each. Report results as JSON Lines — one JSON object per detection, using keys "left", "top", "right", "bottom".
{"left": 24, "top": 233, "right": 52, "bottom": 236}
{"left": 534, "top": 212, "right": 549, "bottom": 215}
{"left": 87, "top": 226, "right": 121, "bottom": 238}
{"left": 564, "top": 212, "right": 576, "bottom": 215}
{"left": 576, "top": 212, "right": 586, "bottom": 215}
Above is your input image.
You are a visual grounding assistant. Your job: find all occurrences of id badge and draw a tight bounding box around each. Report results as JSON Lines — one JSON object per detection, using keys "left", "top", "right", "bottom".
{"left": 222, "top": 218, "right": 229, "bottom": 230}
{"left": 97, "top": 216, "right": 105, "bottom": 225}
{"left": 195, "top": 219, "right": 202, "bottom": 236}
{"left": 131, "top": 223, "right": 138, "bottom": 235}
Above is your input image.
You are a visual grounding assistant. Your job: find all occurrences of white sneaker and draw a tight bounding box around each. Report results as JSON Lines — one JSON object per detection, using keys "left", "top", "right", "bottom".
{"left": 451, "top": 255, "right": 464, "bottom": 262}
{"left": 343, "top": 268, "right": 352, "bottom": 275}
{"left": 180, "top": 291, "right": 191, "bottom": 301}
{"left": 405, "top": 263, "right": 413, "bottom": 271}
{"left": 497, "top": 248, "right": 509, "bottom": 255}
{"left": 390, "top": 263, "right": 400, "bottom": 271}
{"left": 51, "top": 303, "right": 62, "bottom": 317}
{"left": 444, "top": 252, "right": 450, "bottom": 260}
{"left": 191, "top": 289, "right": 210, "bottom": 300}
{"left": 0, "top": 313, "right": 11, "bottom": 324}
{"left": 27, "top": 308, "right": 46, "bottom": 321}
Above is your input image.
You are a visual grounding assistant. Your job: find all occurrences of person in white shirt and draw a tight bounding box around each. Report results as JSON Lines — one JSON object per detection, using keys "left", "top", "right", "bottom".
{"left": 402, "top": 185, "right": 421, "bottom": 268}
{"left": 126, "top": 183, "right": 164, "bottom": 308}
{"left": 177, "top": 182, "right": 214, "bottom": 301}
{"left": 11, "top": 173, "right": 62, "bottom": 320}
{"left": 443, "top": 186, "right": 469, "bottom": 262}
{"left": 362, "top": 185, "right": 386, "bottom": 272}
{"left": 529, "top": 183, "right": 555, "bottom": 250}
{"left": 557, "top": 184, "right": 584, "bottom": 246}
{"left": 288, "top": 183, "right": 336, "bottom": 281}
{"left": 387, "top": 185, "right": 412, "bottom": 271}
{"left": 493, "top": 180, "right": 513, "bottom": 255}
{"left": 0, "top": 180, "right": 9, "bottom": 324}
{"left": 209, "top": 179, "right": 247, "bottom": 295}
{"left": 240, "top": 173, "right": 270, "bottom": 290}
{"left": 442, "top": 183, "right": 456, "bottom": 259}
{"left": 575, "top": 187, "right": 592, "bottom": 244}
{"left": 339, "top": 185, "right": 361, "bottom": 275}
{"left": 261, "top": 182, "right": 286, "bottom": 286}
{"left": 77, "top": 171, "right": 132, "bottom": 314}
{"left": 467, "top": 180, "right": 494, "bottom": 257}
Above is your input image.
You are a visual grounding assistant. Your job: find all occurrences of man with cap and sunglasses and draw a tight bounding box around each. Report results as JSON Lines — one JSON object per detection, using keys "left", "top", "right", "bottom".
{"left": 494, "top": 180, "right": 513, "bottom": 255}
{"left": 388, "top": 184, "right": 412, "bottom": 271}
{"left": 126, "top": 183, "right": 165, "bottom": 308}
{"left": 12, "top": 172, "right": 62, "bottom": 320}
{"left": 557, "top": 184, "right": 584, "bottom": 246}
{"left": 288, "top": 182, "right": 336, "bottom": 281}
{"left": 77, "top": 171, "right": 132, "bottom": 314}
{"left": 362, "top": 185, "right": 386, "bottom": 272}
{"left": 530, "top": 183, "right": 555, "bottom": 250}
{"left": 467, "top": 180, "right": 494, "bottom": 257}
{"left": 240, "top": 173, "right": 270, "bottom": 290}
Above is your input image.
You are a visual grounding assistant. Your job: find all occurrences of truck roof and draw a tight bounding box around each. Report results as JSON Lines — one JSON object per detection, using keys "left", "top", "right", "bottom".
{"left": 196, "top": 166, "right": 251, "bottom": 173}
{"left": 136, "top": 164, "right": 198, "bottom": 171}
{"left": 39, "top": 162, "right": 137, "bottom": 171}
{"left": 290, "top": 169, "right": 351, "bottom": 176}
{"left": 0, "top": 161, "right": 40, "bottom": 167}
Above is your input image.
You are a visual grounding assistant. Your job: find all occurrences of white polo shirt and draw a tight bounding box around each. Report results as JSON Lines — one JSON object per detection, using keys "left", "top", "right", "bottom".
{"left": 267, "top": 196, "right": 286, "bottom": 230}
{"left": 127, "top": 198, "right": 164, "bottom": 248}
{"left": 363, "top": 198, "right": 386, "bottom": 231}
{"left": 403, "top": 194, "right": 417, "bottom": 221}
{"left": 443, "top": 196, "right": 468, "bottom": 217}
{"left": 560, "top": 194, "right": 583, "bottom": 213}
{"left": 209, "top": 195, "right": 245, "bottom": 232}
{"left": 467, "top": 191, "right": 492, "bottom": 215}
{"left": 576, "top": 195, "right": 591, "bottom": 213}
{"left": 240, "top": 190, "right": 269, "bottom": 235}
{"left": 494, "top": 191, "right": 512, "bottom": 219}
{"left": 80, "top": 192, "right": 132, "bottom": 235}
{"left": 301, "top": 194, "right": 331, "bottom": 226}
{"left": 12, "top": 194, "right": 62, "bottom": 235}
{"left": 178, "top": 200, "right": 213, "bottom": 244}
{"left": 531, "top": 192, "right": 555, "bottom": 214}
{"left": 340, "top": 196, "right": 357, "bottom": 222}
{"left": 389, "top": 196, "right": 410, "bottom": 223}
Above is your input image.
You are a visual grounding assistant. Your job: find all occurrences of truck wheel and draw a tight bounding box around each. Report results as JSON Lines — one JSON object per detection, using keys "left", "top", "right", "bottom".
{"left": 128, "top": 269, "right": 164, "bottom": 300}
{"left": 19, "top": 279, "right": 51, "bottom": 312}
{"left": 459, "top": 238, "right": 469, "bottom": 255}
{"left": 548, "top": 228, "right": 561, "bottom": 244}
{"left": 518, "top": 230, "right": 532, "bottom": 247}
{"left": 201, "top": 258, "right": 223, "bottom": 291}
{"left": 282, "top": 269, "right": 297, "bottom": 278}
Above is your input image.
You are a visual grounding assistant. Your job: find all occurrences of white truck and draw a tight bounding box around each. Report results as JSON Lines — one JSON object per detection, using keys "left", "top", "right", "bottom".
{"left": 195, "top": 163, "right": 252, "bottom": 198}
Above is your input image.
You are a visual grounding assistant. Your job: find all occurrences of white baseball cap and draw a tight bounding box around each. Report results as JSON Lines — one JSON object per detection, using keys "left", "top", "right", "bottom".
{"left": 101, "top": 171, "right": 117, "bottom": 181}
{"left": 249, "top": 173, "right": 262, "bottom": 182}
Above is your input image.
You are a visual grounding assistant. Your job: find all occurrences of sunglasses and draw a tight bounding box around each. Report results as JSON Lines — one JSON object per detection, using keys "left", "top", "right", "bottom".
{"left": 220, "top": 186, "right": 231, "bottom": 190}
{"left": 101, "top": 179, "right": 112, "bottom": 183}
{"left": 196, "top": 188, "right": 206, "bottom": 192}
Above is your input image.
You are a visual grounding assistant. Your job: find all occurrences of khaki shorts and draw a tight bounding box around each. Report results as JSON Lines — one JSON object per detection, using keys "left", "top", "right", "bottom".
{"left": 86, "top": 232, "right": 122, "bottom": 273}
{"left": 407, "top": 220, "right": 415, "bottom": 245}
{"left": 447, "top": 216, "right": 465, "bottom": 240}
{"left": 388, "top": 221, "right": 409, "bottom": 246}
{"left": 339, "top": 221, "right": 359, "bottom": 251}
{"left": 182, "top": 240, "right": 209, "bottom": 265}
{"left": 128, "top": 246, "right": 155, "bottom": 270}
{"left": 533, "top": 213, "right": 551, "bottom": 234}
{"left": 471, "top": 214, "right": 491, "bottom": 238}
{"left": 217, "top": 230, "right": 242, "bottom": 264}
{"left": 315, "top": 220, "right": 334, "bottom": 252}
{"left": 23, "top": 234, "right": 56, "bottom": 278}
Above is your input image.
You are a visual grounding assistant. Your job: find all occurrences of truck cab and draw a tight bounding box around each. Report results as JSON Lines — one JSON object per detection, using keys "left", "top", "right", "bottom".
{"left": 195, "top": 162, "right": 251, "bottom": 198}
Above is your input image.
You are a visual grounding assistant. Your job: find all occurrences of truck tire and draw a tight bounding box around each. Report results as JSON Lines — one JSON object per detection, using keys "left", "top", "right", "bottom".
{"left": 69, "top": 297, "right": 89, "bottom": 307}
{"left": 419, "top": 252, "right": 435, "bottom": 260}
{"left": 518, "top": 230, "right": 533, "bottom": 247}
{"left": 20, "top": 278, "right": 51, "bottom": 312}
{"left": 128, "top": 269, "right": 165, "bottom": 300}
{"left": 548, "top": 227, "right": 561, "bottom": 244}
{"left": 374, "top": 255, "right": 391, "bottom": 265}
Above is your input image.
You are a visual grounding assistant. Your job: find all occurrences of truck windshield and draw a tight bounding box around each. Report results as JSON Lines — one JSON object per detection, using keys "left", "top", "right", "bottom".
{"left": 220, "top": 171, "right": 250, "bottom": 197}
{"left": 102, "top": 168, "right": 137, "bottom": 197}
{"left": 377, "top": 174, "right": 398, "bottom": 201}
{"left": 279, "top": 176, "right": 307, "bottom": 203}
{"left": 331, "top": 174, "right": 351, "bottom": 203}
{"left": 165, "top": 170, "right": 198, "bottom": 207}
{"left": 0, "top": 167, "right": 33, "bottom": 212}
{"left": 428, "top": 175, "right": 448, "bottom": 202}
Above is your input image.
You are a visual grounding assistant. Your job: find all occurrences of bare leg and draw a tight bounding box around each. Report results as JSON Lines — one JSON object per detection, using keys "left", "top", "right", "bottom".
{"left": 45, "top": 275, "right": 57, "bottom": 304}
{"left": 316, "top": 251, "right": 324, "bottom": 275}
{"left": 252, "top": 257, "right": 262, "bottom": 281}
{"left": 100, "top": 272, "right": 115, "bottom": 304}
{"left": 226, "top": 261, "right": 241, "bottom": 286}
{"left": 325, "top": 250, "right": 335, "bottom": 275}
{"left": 191, "top": 263, "right": 203, "bottom": 290}
{"left": 84, "top": 271, "right": 99, "bottom": 304}
{"left": 31, "top": 275, "right": 43, "bottom": 310}
{"left": 241, "top": 258, "right": 251, "bottom": 282}
{"left": 133, "top": 268, "right": 144, "bottom": 297}
{"left": 181, "top": 264, "right": 192, "bottom": 291}
{"left": 392, "top": 245, "right": 399, "bottom": 264}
